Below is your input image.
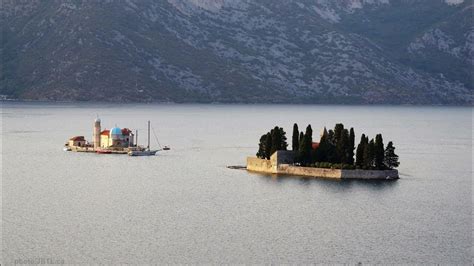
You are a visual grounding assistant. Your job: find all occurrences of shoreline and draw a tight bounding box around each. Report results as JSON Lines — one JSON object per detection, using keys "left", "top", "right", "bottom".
{"left": 247, "top": 153, "right": 399, "bottom": 180}
{"left": 1, "top": 99, "right": 471, "bottom": 107}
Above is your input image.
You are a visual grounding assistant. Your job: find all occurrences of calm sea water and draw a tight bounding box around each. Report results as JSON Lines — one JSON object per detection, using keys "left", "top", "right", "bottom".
{"left": 1, "top": 102, "right": 472, "bottom": 264}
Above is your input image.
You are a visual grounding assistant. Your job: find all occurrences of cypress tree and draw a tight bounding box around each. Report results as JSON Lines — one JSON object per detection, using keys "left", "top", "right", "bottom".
{"left": 364, "top": 138, "right": 375, "bottom": 169}
{"left": 270, "top": 127, "right": 281, "bottom": 155}
{"left": 337, "top": 129, "right": 350, "bottom": 164}
{"left": 355, "top": 134, "right": 366, "bottom": 168}
{"left": 320, "top": 127, "right": 328, "bottom": 141}
{"left": 384, "top": 141, "right": 400, "bottom": 169}
{"left": 280, "top": 127, "right": 288, "bottom": 151}
{"left": 374, "top": 134, "right": 385, "bottom": 170}
{"left": 363, "top": 139, "right": 369, "bottom": 169}
{"left": 264, "top": 132, "right": 272, "bottom": 159}
{"left": 292, "top": 123, "right": 299, "bottom": 151}
{"left": 314, "top": 133, "right": 326, "bottom": 162}
{"left": 297, "top": 133, "right": 305, "bottom": 163}
{"left": 307, "top": 125, "right": 313, "bottom": 158}
{"left": 370, "top": 138, "right": 375, "bottom": 167}
{"left": 297, "top": 131, "right": 304, "bottom": 163}
{"left": 327, "top": 129, "right": 335, "bottom": 144}
{"left": 334, "top": 123, "right": 344, "bottom": 145}
{"left": 298, "top": 125, "right": 313, "bottom": 165}
{"left": 306, "top": 124, "right": 313, "bottom": 143}
{"left": 348, "top": 128, "right": 355, "bottom": 165}
{"left": 256, "top": 134, "right": 267, "bottom": 159}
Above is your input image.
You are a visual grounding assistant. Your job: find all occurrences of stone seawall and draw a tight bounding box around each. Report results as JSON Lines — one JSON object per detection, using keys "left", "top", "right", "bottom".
{"left": 247, "top": 151, "right": 399, "bottom": 180}
{"left": 279, "top": 164, "right": 342, "bottom": 179}
{"left": 247, "top": 157, "right": 275, "bottom": 174}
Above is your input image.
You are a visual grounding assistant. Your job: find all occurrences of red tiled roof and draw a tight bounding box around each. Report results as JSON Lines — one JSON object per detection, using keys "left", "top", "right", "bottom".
{"left": 100, "top": 128, "right": 131, "bottom": 136}
{"left": 121, "top": 128, "right": 132, "bottom": 135}
{"left": 70, "top": 136, "right": 85, "bottom": 141}
{"left": 312, "top": 142, "right": 320, "bottom": 150}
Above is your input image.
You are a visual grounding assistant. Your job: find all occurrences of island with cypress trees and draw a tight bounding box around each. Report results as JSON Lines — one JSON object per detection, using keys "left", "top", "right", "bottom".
{"left": 247, "top": 123, "right": 400, "bottom": 179}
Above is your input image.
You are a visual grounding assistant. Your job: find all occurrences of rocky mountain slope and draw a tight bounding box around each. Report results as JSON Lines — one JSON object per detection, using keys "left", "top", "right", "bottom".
{"left": 1, "top": 0, "right": 472, "bottom": 104}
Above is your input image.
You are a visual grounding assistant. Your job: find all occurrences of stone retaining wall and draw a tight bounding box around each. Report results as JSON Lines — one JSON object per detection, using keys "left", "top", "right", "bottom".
{"left": 247, "top": 157, "right": 275, "bottom": 174}
{"left": 246, "top": 151, "right": 399, "bottom": 180}
{"left": 280, "top": 164, "right": 342, "bottom": 179}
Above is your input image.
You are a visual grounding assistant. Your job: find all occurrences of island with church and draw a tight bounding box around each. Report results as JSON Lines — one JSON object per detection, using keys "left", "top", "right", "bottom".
{"left": 247, "top": 123, "right": 400, "bottom": 180}
{"left": 64, "top": 117, "right": 167, "bottom": 156}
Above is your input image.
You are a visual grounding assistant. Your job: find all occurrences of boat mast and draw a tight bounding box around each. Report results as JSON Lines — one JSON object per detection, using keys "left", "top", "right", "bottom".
{"left": 135, "top": 129, "right": 138, "bottom": 148}
{"left": 147, "top": 120, "right": 150, "bottom": 151}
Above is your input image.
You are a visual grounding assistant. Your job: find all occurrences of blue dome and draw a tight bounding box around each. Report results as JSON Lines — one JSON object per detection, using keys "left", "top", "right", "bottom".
{"left": 110, "top": 127, "right": 122, "bottom": 137}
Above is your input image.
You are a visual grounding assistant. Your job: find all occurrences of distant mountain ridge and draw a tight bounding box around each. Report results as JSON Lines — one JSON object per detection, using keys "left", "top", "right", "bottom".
{"left": 1, "top": 0, "right": 472, "bottom": 104}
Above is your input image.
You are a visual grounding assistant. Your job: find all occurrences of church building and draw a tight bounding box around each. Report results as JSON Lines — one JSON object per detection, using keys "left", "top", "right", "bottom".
{"left": 93, "top": 118, "right": 135, "bottom": 149}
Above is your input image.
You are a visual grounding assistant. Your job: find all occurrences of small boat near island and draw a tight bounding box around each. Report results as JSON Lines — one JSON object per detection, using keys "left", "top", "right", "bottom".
{"left": 128, "top": 121, "right": 159, "bottom": 156}
{"left": 96, "top": 149, "right": 113, "bottom": 154}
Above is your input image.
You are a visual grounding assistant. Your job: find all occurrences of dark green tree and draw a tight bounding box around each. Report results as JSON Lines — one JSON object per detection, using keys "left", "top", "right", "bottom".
{"left": 337, "top": 128, "right": 350, "bottom": 164}
{"left": 384, "top": 141, "right": 400, "bottom": 169}
{"left": 348, "top": 128, "right": 355, "bottom": 165}
{"left": 314, "top": 134, "right": 325, "bottom": 162}
{"left": 374, "top": 134, "right": 385, "bottom": 170}
{"left": 321, "top": 127, "right": 328, "bottom": 139}
{"left": 315, "top": 132, "right": 337, "bottom": 163}
{"left": 280, "top": 127, "right": 288, "bottom": 150}
{"left": 292, "top": 123, "right": 299, "bottom": 151}
{"left": 298, "top": 125, "right": 313, "bottom": 165}
{"left": 334, "top": 123, "right": 344, "bottom": 145}
{"left": 327, "top": 129, "right": 335, "bottom": 144}
{"left": 270, "top": 126, "right": 288, "bottom": 154}
{"left": 296, "top": 131, "right": 304, "bottom": 163}
{"left": 270, "top": 127, "right": 281, "bottom": 155}
{"left": 257, "top": 127, "right": 288, "bottom": 160}
{"left": 256, "top": 134, "right": 267, "bottom": 159}
{"left": 264, "top": 132, "right": 273, "bottom": 159}
{"left": 355, "top": 134, "right": 366, "bottom": 168}
{"left": 363, "top": 138, "right": 375, "bottom": 169}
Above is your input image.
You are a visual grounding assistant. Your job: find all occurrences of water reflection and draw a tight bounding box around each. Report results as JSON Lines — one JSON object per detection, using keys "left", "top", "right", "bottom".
{"left": 256, "top": 172, "right": 399, "bottom": 191}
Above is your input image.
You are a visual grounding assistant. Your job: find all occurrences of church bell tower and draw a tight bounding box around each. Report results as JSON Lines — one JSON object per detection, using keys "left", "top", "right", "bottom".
{"left": 94, "top": 117, "right": 101, "bottom": 150}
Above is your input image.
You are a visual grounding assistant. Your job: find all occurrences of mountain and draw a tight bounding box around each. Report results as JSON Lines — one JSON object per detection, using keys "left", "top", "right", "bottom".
{"left": 1, "top": 0, "right": 472, "bottom": 104}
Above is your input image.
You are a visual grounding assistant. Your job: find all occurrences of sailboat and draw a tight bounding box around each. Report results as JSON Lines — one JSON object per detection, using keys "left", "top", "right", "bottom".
{"left": 128, "top": 121, "right": 158, "bottom": 156}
